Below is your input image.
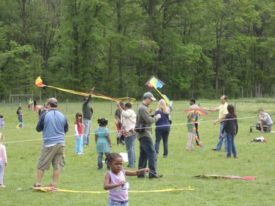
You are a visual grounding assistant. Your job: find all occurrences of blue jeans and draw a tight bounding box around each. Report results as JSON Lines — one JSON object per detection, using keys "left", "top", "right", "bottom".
{"left": 108, "top": 199, "right": 128, "bottom": 206}
{"left": 125, "top": 135, "right": 136, "bottom": 168}
{"left": 155, "top": 128, "right": 170, "bottom": 156}
{"left": 83, "top": 119, "right": 91, "bottom": 145}
{"left": 75, "top": 135, "right": 83, "bottom": 154}
{"left": 225, "top": 132, "right": 237, "bottom": 157}
{"left": 98, "top": 152, "right": 108, "bottom": 169}
{"left": 138, "top": 136, "right": 157, "bottom": 176}
{"left": 215, "top": 123, "right": 227, "bottom": 151}
{"left": 0, "top": 162, "right": 4, "bottom": 185}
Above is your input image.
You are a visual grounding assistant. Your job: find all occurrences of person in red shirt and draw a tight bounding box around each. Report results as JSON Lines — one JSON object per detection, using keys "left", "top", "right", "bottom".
{"left": 75, "top": 113, "right": 84, "bottom": 155}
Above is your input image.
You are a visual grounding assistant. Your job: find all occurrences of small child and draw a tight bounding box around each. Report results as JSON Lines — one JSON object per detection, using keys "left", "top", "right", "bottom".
{"left": 104, "top": 153, "right": 149, "bottom": 206}
{"left": 222, "top": 105, "right": 238, "bottom": 158}
{"left": 96, "top": 118, "right": 111, "bottom": 169}
{"left": 75, "top": 113, "right": 84, "bottom": 155}
{"left": 189, "top": 99, "right": 203, "bottom": 147}
{"left": 0, "top": 133, "right": 7, "bottom": 188}
{"left": 0, "top": 115, "right": 5, "bottom": 128}
{"left": 16, "top": 106, "right": 24, "bottom": 128}
{"left": 186, "top": 112, "right": 197, "bottom": 151}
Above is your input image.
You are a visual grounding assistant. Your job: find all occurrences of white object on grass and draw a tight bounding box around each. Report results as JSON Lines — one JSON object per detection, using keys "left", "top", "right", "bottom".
{"left": 119, "top": 152, "right": 128, "bottom": 163}
{"left": 256, "top": 136, "right": 265, "bottom": 141}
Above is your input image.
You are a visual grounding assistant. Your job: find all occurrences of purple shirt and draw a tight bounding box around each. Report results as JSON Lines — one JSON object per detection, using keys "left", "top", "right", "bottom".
{"left": 108, "top": 170, "right": 128, "bottom": 202}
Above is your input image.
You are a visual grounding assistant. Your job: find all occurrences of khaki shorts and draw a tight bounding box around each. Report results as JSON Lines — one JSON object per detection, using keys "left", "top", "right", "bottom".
{"left": 37, "top": 144, "right": 65, "bottom": 170}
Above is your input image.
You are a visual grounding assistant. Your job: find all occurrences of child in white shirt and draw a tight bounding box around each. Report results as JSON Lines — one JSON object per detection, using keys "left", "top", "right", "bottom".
{"left": 0, "top": 133, "right": 7, "bottom": 187}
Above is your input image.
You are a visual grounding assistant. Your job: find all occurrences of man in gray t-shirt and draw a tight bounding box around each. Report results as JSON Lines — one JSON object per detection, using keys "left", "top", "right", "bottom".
{"left": 136, "top": 92, "right": 161, "bottom": 178}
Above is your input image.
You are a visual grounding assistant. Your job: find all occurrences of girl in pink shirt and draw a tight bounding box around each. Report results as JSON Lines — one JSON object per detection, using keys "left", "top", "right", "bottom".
{"left": 104, "top": 153, "right": 149, "bottom": 206}
{"left": 75, "top": 113, "right": 84, "bottom": 155}
{"left": 0, "top": 133, "right": 7, "bottom": 188}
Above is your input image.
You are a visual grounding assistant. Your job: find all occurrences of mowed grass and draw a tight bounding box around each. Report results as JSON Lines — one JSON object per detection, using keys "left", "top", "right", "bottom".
{"left": 0, "top": 99, "right": 275, "bottom": 206}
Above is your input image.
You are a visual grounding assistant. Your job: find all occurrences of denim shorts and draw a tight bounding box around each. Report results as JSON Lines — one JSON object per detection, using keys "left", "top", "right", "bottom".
{"left": 109, "top": 199, "right": 128, "bottom": 206}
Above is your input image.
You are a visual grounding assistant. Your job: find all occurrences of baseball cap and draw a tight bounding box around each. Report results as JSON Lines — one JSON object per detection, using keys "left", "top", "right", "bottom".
{"left": 143, "top": 92, "right": 156, "bottom": 101}
{"left": 46, "top": 97, "right": 58, "bottom": 107}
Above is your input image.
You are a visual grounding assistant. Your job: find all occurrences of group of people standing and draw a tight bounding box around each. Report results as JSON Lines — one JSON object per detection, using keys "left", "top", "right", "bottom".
{"left": 75, "top": 90, "right": 172, "bottom": 178}
{"left": 186, "top": 95, "right": 239, "bottom": 158}
{"left": 112, "top": 92, "right": 171, "bottom": 177}
{"left": 31, "top": 92, "right": 170, "bottom": 197}
{"left": 208, "top": 95, "right": 238, "bottom": 158}
{"left": 0, "top": 92, "right": 272, "bottom": 206}
{"left": 31, "top": 93, "right": 273, "bottom": 191}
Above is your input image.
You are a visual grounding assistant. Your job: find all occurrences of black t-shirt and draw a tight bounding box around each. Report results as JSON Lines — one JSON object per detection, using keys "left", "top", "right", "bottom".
{"left": 223, "top": 113, "right": 238, "bottom": 135}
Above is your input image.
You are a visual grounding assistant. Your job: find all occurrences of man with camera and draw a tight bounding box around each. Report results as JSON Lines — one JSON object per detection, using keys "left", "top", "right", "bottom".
{"left": 136, "top": 92, "right": 162, "bottom": 178}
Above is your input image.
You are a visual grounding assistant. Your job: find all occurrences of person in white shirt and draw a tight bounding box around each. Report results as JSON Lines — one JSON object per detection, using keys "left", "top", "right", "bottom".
{"left": 209, "top": 95, "right": 228, "bottom": 151}
{"left": 258, "top": 108, "right": 273, "bottom": 132}
{"left": 120, "top": 102, "right": 137, "bottom": 168}
{"left": 0, "top": 133, "right": 7, "bottom": 188}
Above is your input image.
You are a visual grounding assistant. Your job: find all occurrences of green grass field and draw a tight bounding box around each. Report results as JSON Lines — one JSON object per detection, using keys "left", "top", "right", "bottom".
{"left": 0, "top": 99, "right": 275, "bottom": 206}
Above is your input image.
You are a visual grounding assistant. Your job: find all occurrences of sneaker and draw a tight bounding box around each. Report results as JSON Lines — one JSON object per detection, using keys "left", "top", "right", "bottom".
{"left": 0, "top": 184, "right": 6, "bottom": 188}
{"left": 33, "top": 183, "right": 41, "bottom": 188}
{"left": 149, "top": 174, "right": 163, "bottom": 179}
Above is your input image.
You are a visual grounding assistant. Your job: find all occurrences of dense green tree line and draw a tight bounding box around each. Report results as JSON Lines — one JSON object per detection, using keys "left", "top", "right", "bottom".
{"left": 0, "top": 0, "right": 275, "bottom": 100}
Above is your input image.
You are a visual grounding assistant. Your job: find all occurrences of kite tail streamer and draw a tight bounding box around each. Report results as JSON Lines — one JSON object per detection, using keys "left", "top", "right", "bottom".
{"left": 35, "top": 76, "right": 135, "bottom": 103}
{"left": 33, "top": 187, "right": 195, "bottom": 193}
{"left": 47, "top": 86, "right": 121, "bottom": 102}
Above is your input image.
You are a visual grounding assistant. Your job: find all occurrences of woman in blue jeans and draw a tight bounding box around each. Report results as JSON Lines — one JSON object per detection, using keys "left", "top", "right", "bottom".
{"left": 222, "top": 105, "right": 238, "bottom": 158}
{"left": 154, "top": 99, "right": 171, "bottom": 158}
{"left": 121, "top": 103, "right": 137, "bottom": 168}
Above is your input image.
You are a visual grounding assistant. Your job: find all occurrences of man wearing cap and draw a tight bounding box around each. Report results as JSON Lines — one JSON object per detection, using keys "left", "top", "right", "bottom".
{"left": 136, "top": 92, "right": 162, "bottom": 178}
{"left": 34, "top": 98, "right": 68, "bottom": 189}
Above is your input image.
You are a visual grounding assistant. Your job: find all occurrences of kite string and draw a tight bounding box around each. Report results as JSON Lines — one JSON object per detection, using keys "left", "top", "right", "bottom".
{"left": 5, "top": 115, "right": 257, "bottom": 144}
